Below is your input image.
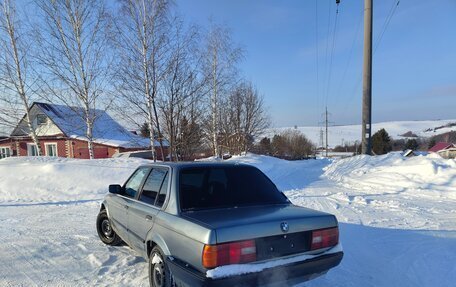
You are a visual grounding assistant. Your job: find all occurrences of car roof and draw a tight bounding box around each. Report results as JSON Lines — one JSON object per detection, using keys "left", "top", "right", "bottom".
{"left": 137, "top": 161, "right": 252, "bottom": 170}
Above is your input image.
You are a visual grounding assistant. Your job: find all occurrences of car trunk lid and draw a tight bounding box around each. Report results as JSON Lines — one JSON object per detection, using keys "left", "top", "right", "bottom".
{"left": 182, "top": 204, "right": 337, "bottom": 245}
{"left": 184, "top": 204, "right": 338, "bottom": 261}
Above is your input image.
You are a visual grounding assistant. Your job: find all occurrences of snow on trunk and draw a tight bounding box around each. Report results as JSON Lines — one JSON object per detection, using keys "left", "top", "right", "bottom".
{"left": 206, "top": 244, "right": 343, "bottom": 279}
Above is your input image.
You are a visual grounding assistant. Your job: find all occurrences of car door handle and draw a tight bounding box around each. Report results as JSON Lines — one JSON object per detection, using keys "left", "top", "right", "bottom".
{"left": 124, "top": 205, "right": 129, "bottom": 209}
{"left": 145, "top": 215, "right": 153, "bottom": 221}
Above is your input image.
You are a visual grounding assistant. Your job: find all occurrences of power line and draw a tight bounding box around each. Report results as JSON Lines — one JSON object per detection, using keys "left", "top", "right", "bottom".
{"left": 322, "top": 0, "right": 333, "bottom": 109}
{"left": 374, "top": 0, "right": 400, "bottom": 53}
{"left": 340, "top": 0, "right": 400, "bottom": 123}
{"left": 325, "top": 1, "right": 340, "bottom": 106}
{"left": 334, "top": 9, "right": 363, "bottom": 109}
{"left": 341, "top": 75, "right": 362, "bottom": 121}
{"left": 315, "top": 0, "right": 320, "bottom": 121}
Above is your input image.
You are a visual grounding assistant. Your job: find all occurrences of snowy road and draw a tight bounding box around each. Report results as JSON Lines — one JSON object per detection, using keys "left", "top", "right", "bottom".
{"left": 0, "top": 154, "right": 455, "bottom": 286}
{"left": 0, "top": 202, "right": 149, "bottom": 287}
{"left": 289, "top": 182, "right": 456, "bottom": 287}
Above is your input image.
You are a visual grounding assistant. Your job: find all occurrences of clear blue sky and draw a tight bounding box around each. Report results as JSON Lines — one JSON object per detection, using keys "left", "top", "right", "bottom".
{"left": 176, "top": 0, "right": 456, "bottom": 127}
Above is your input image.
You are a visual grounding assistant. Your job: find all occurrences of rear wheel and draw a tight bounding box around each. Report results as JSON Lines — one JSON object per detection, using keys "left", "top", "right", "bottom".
{"left": 96, "top": 209, "right": 122, "bottom": 245}
{"left": 149, "top": 246, "right": 174, "bottom": 287}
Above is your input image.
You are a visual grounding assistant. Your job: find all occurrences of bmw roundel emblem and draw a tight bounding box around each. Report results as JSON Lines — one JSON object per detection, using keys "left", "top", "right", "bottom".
{"left": 280, "top": 222, "right": 289, "bottom": 233}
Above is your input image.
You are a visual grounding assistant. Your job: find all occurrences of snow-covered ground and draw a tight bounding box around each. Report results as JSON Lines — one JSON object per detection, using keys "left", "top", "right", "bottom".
{"left": 0, "top": 153, "right": 455, "bottom": 286}
{"left": 269, "top": 118, "right": 456, "bottom": 147}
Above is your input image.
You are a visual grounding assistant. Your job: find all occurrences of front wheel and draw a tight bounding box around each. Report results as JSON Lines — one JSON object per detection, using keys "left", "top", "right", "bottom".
{"left": 149, "top": 246, "right": 174, "bottom": 287}
{"left": 96, "top": 209, "right": 122, "bottom": 245}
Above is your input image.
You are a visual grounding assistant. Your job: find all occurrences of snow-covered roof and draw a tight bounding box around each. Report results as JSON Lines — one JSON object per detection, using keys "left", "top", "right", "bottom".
{"left": 402, "top": 149, "right": 415, "bottom": 157}
{"left": 34, "top": 102, "right": 159, "bottom": 148}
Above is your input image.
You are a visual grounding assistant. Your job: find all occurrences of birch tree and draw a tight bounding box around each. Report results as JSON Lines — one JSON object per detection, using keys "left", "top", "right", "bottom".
{"left": 202, "top": 24, "right": 243, "bottom": 157}
{"left": 36, "top": 0, "right": 110, "bottom": 159}
{"left": 113, "top": 0, "right": 170, "bottom": 161}
{"left": 0, "top": 0, "right": 42, "bottom": 155}
{"left": 159, "top": 18, "right": 205, "bottom": 161}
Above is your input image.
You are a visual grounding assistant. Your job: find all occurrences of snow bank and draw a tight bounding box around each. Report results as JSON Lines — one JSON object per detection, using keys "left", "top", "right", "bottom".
{"left": 225, "top": 153, "right": 331, "bottom": 191}
{"left": 0, "top": 157, "right": 148, "bottom": 204}
{"left": 1, "top": 153, "right": 455, "bottom": 286}
{"left": 324, "top": 153, "right": 456, "bottom": 198}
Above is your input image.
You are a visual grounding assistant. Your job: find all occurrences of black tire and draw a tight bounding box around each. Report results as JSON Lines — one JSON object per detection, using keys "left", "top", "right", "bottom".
{"left": 149, "top": 246, "right": 174, "bottom": 287}
{"left": 96, "top": 209, "right": 122, "bottom": 246}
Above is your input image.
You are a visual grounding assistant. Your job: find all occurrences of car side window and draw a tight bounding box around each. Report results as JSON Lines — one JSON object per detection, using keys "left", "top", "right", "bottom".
{"left": 124, "top": 168, "right": 149, "bottom": 198}
{"left": 139, "top": 168, "right": 168, "bottom": 206}
{"left": 155, "top": 172, "right": 169, "bottom": 208}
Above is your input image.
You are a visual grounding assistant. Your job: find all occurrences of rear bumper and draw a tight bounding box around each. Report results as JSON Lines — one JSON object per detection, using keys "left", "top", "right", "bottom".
{"left": 167, "top": 251, "right": 343, "bottom": 287}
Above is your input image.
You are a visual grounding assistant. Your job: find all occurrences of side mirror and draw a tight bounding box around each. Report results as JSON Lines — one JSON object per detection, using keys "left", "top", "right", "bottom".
{"left": 109, "top": 184, "right": 122, "bottom": 194}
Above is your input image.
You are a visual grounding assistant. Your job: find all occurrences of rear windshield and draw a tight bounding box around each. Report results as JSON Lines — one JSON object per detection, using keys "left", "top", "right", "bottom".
{"left": 179, "top": 166, "right": 289, "bottom": 211}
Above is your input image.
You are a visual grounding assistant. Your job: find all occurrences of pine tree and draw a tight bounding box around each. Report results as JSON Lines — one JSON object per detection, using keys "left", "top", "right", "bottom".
{"left": 258, "top": 137, "right": 272, "bottom": 155}
{"left": 405, "top": 139, "right": 419, "bottom": 151}
{"left": 140, "top": 122, "right": 150, "bottom": 138}
{"left": 372, "top": 129, "right": 392, "bottom": 155}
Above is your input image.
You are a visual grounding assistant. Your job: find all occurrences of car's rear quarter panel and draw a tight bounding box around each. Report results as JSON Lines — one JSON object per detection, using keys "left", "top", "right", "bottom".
{"left": 148, "top": 211, "right": 216, "bottom": 273}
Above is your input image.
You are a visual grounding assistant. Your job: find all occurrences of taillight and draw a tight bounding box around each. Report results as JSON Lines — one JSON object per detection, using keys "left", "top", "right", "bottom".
{"left": 202, "top": 239, "right": 256, "bottom": 268}
{"left": 311, "top": 227, "right": 339, "bottom": 250}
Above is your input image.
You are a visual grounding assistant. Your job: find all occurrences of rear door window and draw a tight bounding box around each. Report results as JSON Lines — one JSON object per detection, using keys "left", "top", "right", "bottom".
{"left": 139, "top": 168, "right": 168, "bottom": 207}
{"left": 155, "top": 172, "right": 169, "bottom": 208}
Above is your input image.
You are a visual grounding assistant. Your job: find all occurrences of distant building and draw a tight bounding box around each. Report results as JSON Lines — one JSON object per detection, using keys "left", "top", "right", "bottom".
{"left": 428, "top": 142, "right": 456, "bottom": 159}
{"left": 0, "top": 102, "right": 167, "bottom": 159}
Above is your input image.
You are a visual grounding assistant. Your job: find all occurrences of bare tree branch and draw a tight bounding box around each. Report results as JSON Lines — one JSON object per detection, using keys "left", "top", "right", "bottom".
{"left": 112, "top": 0, "right": 171, "bottom": 161}
{"left": 35, "top": 0, "right": 112, "bottom": 159}
{"left": 201, "top": 22, "right": 243, "bottom": 157}
{"left": 0, "top": 0, "right": 43, "bottom": 154}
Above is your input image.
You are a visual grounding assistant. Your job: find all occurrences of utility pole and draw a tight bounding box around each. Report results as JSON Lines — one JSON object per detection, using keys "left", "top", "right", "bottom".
{"left": 319, "top": 128, "right": 324, "bottom": 149}
{"left": 325, "top": 107, "right": 329, "bottom": 157}
{"left": 361, "top": 0, "right": 373, "bottom": 154}
{"left": 319, "top": 107, "right": 334, "bottom": 158}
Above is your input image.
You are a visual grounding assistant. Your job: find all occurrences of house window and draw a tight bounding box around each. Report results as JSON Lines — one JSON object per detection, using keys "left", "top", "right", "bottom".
{"left": 0, "top": 147, "right": 11, "bottom": 159}
{"left": 36, "top": 114, "right": 47, "bottom": 125}
{"left": 27, "top": 144, "right": 39, "bottom": 156}
{"left": 45, "top": 143, "right": 58, "bottom": 157}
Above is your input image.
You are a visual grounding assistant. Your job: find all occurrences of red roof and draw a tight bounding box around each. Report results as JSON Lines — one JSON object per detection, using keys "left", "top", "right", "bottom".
{"left": 429, "top": 142, "right": 455, "bottom": 152}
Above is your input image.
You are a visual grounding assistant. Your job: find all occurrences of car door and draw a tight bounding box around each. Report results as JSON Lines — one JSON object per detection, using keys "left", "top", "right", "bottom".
{"left": 109, "top": 167, "right": 150, "bottom": 244}
{"left": 128, "top": 167, "right": 170, "bottom": 252}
